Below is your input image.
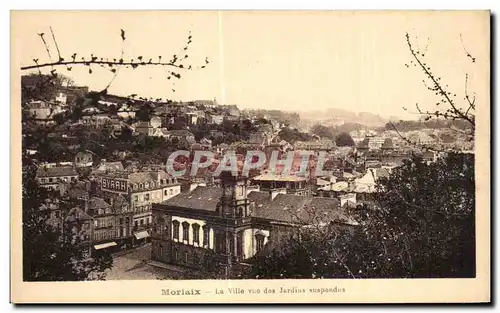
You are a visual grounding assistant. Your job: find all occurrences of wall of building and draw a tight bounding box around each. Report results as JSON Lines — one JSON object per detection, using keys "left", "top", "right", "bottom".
{"left": 93, "top": 215, "right": 115, "bottom": 243}
{"left": 242, "top": 228, "right": 270, "bottom": 259}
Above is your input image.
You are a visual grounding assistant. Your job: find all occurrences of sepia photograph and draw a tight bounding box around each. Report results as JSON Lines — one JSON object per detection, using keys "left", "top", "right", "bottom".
{"left": 10, "top": 10, "right": 490, "bottom": 303}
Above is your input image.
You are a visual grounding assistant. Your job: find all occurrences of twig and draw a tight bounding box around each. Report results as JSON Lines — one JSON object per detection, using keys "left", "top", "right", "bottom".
{"left": 460, "top": 34, "right": 476, "bottom": 63}
{"left": 49, "top": 27, "right": 63, "bottom": 62}
{"left": 21, "top": 60, "right": 190, "bottom": 71}
{"left": 406, "top": 33, "right": 475, "bottom": 127}
{"left": 464, "top": 73, "right": 476, "bottom": 114}
{"left": 103, "top": 30, "right": 126, "bottom": 91}
{"left": 38, "top": 33, "right": 53, "bottom": 70}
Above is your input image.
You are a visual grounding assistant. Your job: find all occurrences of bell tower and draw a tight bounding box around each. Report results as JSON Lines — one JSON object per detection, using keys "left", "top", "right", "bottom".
{"left": 218, "top": 171, "right": 251, "bottom": 218}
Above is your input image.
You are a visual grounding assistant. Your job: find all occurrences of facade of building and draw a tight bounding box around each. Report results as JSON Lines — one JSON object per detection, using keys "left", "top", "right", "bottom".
{"left": 36, "top": 166, "right": 79, "bottom": 190}
{"left": 251, "top": 173, "right": 311, "bottom": 196}
{"left": 97, "top": 170, "right": 182, "bottom": 242}
{"left": 86, "top": 197, "right": 116, "bottom": 251}
{"left": 65, "top": 206, "right": 94, "bottom": 258}
{"left": 151, "top": 172, "right": 353, "bottom": 274}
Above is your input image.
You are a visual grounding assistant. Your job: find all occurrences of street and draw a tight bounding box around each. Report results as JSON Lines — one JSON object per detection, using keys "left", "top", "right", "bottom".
{"left": 104, "top": 243, "right": 186, "bottom": 280}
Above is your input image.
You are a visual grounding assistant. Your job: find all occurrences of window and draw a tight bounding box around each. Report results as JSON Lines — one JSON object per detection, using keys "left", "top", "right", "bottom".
{"left": 55, "top": 211, "right": 60, "bottom": 218}
{"left": 164, "top": 190, "right": 168, "bottom": 196}
{"left": 182, "top": 222, "right": 189, "bottom": 242}
{"left": 119, "top": 218, "right": 123, "bottom": 225}
{"left": 255, "top": 234, "right": 265, "bottom": 253}
{"left": 192, "top": 224, "right": 200, "bottom": 245}
{"left": 169, "top": 189, "right": 173, "bottom": 195}
{"left": 41, "top": 178, "right": 46, "bottom": 183}
{"left": 140, "top": 219, "right": 144, "bottom": 226}
{"left": 134, "top": 195, "right": 138, "bottom": 202}
{"left": 134, "top": 221, "right": 138, "bottom": 228}
{"left": 110, "top": 181, "right": 115, "bottom": 189}
{"left": 203, "top": 226, "right": 209, "bottom": 247}
{"left": 184, "top": 251, "right": 189, "bottom": 263}
{"left": 172, "top": 221, "right": 180, "bottom": 240}
{"left": 49, "top": 178, "right": 54, "bottom": 183}
{"left": 173, "top": 248, "right": 178, "bottom": 261}
{"left": 145, "top": 193, "right": 150, "bottom": 201}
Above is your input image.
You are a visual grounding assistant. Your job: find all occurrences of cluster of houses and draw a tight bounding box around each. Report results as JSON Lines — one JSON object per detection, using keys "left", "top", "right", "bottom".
{"left": 25, "top": 74, "right": 473, "bottom": 274}
{"left": 36, "top": 159, "right": 182, "bottom": 257}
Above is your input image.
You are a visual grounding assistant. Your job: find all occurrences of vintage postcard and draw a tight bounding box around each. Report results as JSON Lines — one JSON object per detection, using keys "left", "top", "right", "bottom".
{"left": 10, "top": 10, "right": 490, "bottom": 303}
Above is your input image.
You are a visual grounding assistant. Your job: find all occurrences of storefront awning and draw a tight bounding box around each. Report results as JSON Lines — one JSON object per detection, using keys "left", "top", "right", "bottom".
{"left": 134, "top": 231, "right": 150, "bottom": 239}
{"left": 94, "top": 242, "right": 117, "bottom": 250}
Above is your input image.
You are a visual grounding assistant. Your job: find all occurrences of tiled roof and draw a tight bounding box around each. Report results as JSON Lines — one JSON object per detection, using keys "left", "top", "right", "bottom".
{"left": 111, "top": 194, "right": 128, "bottom": 207}
{"left": 89, "top": 197, "right": 111, "bottom": 209}
{"left": 36, "top": 166, "right": 78, "bottom": 178}
{"left": 376, "top": 167, "right": 390, "bottom": 179}
{"left": 69, "top": 187, "right": 89, "bottom": 199}
{"left": 162, "top": 186, "right": 222, "bottom": 211}
{"left": 165, "top": 130, "right": 195, "bottom": 138}
{"left": 161, "top": 186, "right": 351, "bottom": 225}
{"left": 97, "top": 161, "right": 124, "bottom": 172}
{"left": 128, "top": 170, "right": 171, "bottom": 184}
{"left": 251, "top": 193, "right": 342, "bottom": 224}
{"left": 252, "top": 173, "right": 307, "bottom": 182}
{"left": 247, "top": 191, "right": 270, "bottom": 204}
{"left": 65, "top": 207, "right": 92, "bottom": 222}
{"left": 357, "top": 138, "right": 370, "bottom": 149}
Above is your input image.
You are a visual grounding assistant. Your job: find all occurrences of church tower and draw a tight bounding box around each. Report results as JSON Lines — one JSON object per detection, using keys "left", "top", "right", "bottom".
{"left": 218, "top": 171, "right": 251, "bottom": 218}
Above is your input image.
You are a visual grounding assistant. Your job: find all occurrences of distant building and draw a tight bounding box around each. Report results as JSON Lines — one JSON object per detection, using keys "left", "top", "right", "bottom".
{"left": 294, "top": 139, "right": 335, "bottom": 152}
{"left": 74, "top": 151, "right": 94, "bottom": 168}
{"left": 80, "top": 114, "right": 111, "bottom": 128}
{"left": 65, "top": 206, "right": 94, "bottom": 258}
{"left": 151, "top": 172, "right": 356, "bottom": 274}
{"left": 36, "top": 166, "right": 79, "bottom": 190}
{"left": 97, "top": 170, "right": 182, "bottom": 243}
{"left": 251, "top": 173, "right": 310, "bottom": 196}
{"left": 208, "top": 114, "right": 224, "bottom": 125}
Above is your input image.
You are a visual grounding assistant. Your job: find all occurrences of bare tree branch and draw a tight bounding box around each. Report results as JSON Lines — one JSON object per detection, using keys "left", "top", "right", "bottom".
{"left": 406, "top": 33, "right": 475, "bottom": 127}
{"left": 460, "top": 33, "right": 476, "bottom": 63}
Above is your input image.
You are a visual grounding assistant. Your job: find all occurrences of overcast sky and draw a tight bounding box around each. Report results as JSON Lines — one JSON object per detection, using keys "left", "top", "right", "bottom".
{"left": 13, "top": 11, "right": 489, "bottom": 119}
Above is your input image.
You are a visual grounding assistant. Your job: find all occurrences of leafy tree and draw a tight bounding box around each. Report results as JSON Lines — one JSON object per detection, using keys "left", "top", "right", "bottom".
{"left": 119, "top": 126, "right": 134, "bottom": 141}
{"left": 310, "top": 124, "right": 335, "bottom": 140}
{"left": 335, "top": 132, "right": 355, "bottom": 147}
{"left": 136, "top": 103, "right": 154, "bottom": 121}
{"left": 278, "top": 127, "right": 313, "bottom": 144}
{"left": 250, "top": 153, "right": 475, "bottom": 279}
{"left": 22, "top": 156, "right": 113, "bottom": 281}
{"left": 373, "top": 152, "right": 475, "bottom": 278}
